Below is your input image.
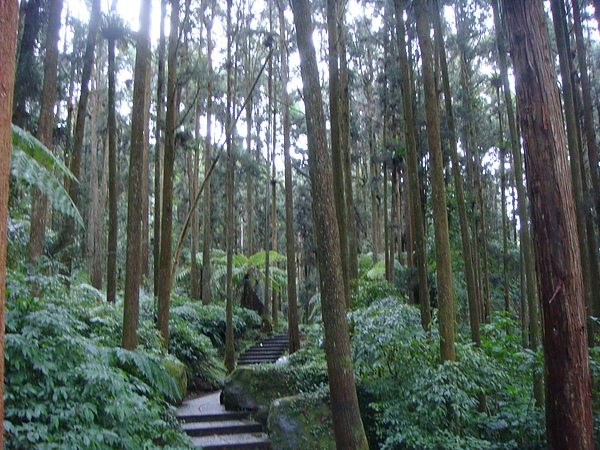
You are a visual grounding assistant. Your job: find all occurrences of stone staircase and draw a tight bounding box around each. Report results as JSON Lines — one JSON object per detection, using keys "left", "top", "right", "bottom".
{"left": 176, "top": 334, "right": 289, "bottom": 449}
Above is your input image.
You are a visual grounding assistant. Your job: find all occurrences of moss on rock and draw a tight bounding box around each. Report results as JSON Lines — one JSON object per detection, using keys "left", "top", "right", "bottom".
{"left": 267, "top": 392, "right": 335, "bottom": 450}
{"left": 161, "top": 355, "right": 187, "bottom": 403}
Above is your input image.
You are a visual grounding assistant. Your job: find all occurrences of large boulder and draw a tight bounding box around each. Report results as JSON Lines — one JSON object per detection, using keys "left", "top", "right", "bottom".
{"left": 161, "top": 355, "right": 187, "bottom": 404}
{"left": 221, "top": 366, "right": 295, "bottom": 423}
{"left": 267, "top": 392, "right": 335, "bottom": 450}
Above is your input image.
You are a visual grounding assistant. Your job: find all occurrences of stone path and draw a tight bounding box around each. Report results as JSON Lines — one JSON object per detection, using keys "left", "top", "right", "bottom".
{"left": 176, "top": 334, "right": 289, "bottom": 449}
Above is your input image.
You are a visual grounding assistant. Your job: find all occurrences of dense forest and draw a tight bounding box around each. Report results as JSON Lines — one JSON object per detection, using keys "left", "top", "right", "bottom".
{"left": 1, "top": 0, "right": 600, "bottom": 447}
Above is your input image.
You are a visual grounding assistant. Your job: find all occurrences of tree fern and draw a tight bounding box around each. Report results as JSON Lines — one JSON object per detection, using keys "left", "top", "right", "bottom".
{"left": 11, "top": 125, "right": 83, "bottom": 228}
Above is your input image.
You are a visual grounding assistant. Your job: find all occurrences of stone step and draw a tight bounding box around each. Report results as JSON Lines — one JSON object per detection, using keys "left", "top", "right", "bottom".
{"left": 239, "top": 350, "right": 285, "bottom": 356}
{"left": 177, "top": 411, "right": 249, "bottom": 424}
{"left": 190, "top": 432, "right": 270, "bottom": 449}
{"left": 182, "top": 419, "right": 263, "bottom": 437}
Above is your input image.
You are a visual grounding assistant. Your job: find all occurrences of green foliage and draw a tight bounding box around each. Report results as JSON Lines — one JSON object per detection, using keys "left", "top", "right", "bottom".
{"left": 4, "top": 295, "right": 191, "bottom": 449}
{"left": 11, "top": 124, "right": 83, "bottom": 228}
{"left": 349, "top": 297, "right": 546, "bottom": 449}
{"left": 350, "top": 278, "right": 400, "bottom": 309}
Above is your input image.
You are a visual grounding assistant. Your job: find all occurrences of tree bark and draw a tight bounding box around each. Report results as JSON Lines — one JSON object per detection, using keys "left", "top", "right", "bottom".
{"left": 394, "top": 0, "right": 430, "bottom": 330}
{"left": 153, "top": 0, "right": 167, "bottom": 297}
{"left": 106, "top": 35, "right": 118, "bottom": 303}
{"left": 0, "top": 3, "right": 19, "bottom": 445}
{"left": 27, "top": 0, "right": 63, "bottom": 267}
{"left": 327, "top": 0, "right": 350, "bottom": 304}
{"left": 201, "top": 1, "right": 214, "bottom": 305}
{"left": 224, "top": 0, "right": 235, "bottom": 372}
{"left": 415, "top": 0, "right": 455, "bottom": 362}
{"left": 123, "top": 0, "right": 151, "bottom": 350}
{"left": 503, "top": 0, "right": 594, "bottom": 446}
{"left": 278, "top": 0, "right": 300, "bottom": 354}
{"left": 290, "top": 0, "right": 369, "bottom": 446}
{"left": 157, "top": 0, "right": 179, "bottom": 348}
{"left": 431, "top": 0, "right": 479, "bottom": 344}
{"left": 491, "top": 0, "right": 542, "bottom": 404}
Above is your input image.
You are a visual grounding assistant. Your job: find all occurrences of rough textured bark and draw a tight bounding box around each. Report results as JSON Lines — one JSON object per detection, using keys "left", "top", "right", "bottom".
{"left": 290, "top": 0, "right": 369, "bottom": 446}
{"left": 224, "top": 0, "right": 235, "bottom": 372}
{"left": 327, "top": 0, "right": 350, "bottom": 303}
{"left": 0, "top": 3, "right": 18, "bottom": 445}
{"left": 106, "top": 35, "right": 118, "bottom": 303}
{"left": 27, "top": 0, "right": 63, "bottom": 266}
{"left": 491, "top": 0, "right": 542, "bottom": 404}
{"left": 87, "top": 85, "right": 103, "bottom": 289}
{"left": 340, "top": 16, "right": 358, "bottom": 283}
{"left": 190, "top": 88, "right": 201, "bottom": 301}
{"left": 395, "top": 1, "right": 429, "bottom": 324}
{"left": 123, "top": 0, "right": 151, "bottom": 350}
{"left": 503, "top": 0, "right": 593, "bottom": 447}
{"left": 431, "top": 0, "right": 479, "bottom": 344}
{"left": 550, "top": 0, "right": 591, "bottom": 320}
{"left": 201, "top": 1, "right": 214, "bottom": 305}
{"left": 63, "top": 0, "right": 101, "bottom": 280}
{"left": 415, "top": 0, "right": 455, "bottom": 362}
{"left": 153, "top": 0, "right": 167, "bottom": 297}
{"left": 157, "top": 0, "right": 179, "bottom": 348}
{"left": 278, "top": 0, "right": 300, "bottom": 354}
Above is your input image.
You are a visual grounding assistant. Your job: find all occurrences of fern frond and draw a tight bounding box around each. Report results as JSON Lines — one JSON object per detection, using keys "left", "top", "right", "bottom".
{"left": 11, "top": 149, "right": 84, "bottom": 228}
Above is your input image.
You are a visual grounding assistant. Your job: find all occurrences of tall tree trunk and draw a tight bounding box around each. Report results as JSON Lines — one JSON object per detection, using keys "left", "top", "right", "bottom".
{"left": 123, "top": 0, "right": 151, "bottom": 350}
{"left": 224, "top": 0, "right": 235, "bottom": 372}
{"left": 491, "top": 0, "right": 542, "bottom": 404}
{"left": 572, "top": 0, "right": 600, "bottom": 340}
{"left": 394, "top": 2, "right": 430, "bottom": 330}
{"left": 153, "top": 0, "right": 167, "bottom": 297}
{"left": 431, "top": 0, "right": 479, "bottom": 344}
{"left": 0, "top": 3, "right": 19, "bottom": 445}
{"left": 27, "top": 0, "right": 63, "bottom": 266}
{"left": 141, "top": 62, "right": 151, "bottom": 278}
{"left": 157, "top": 0, "right": 179, "bottom": 348}
{"left": 290, "top": 0, "right": 369, "bottom": 446}
{"left": 201, "top": 2, "right": 214, "bottom": 305}
{"left": 190, "top": 86, "right": 201, "bottom": 301}
{"left": 340, "top": 15, "right": 358, "bottom": 283}
{"left": 106, "top": 35, "right": 118, "bottom": 303}
{"left": 12, "top": 0, "right": 42, "bottom": 128}
{"left": 278, "top": 0, "right": 300, "bottom": 354}
{"left": 63, "top": 0, "right": 101, "bottom": 282}
{"left": 415, "top": 0, "right": 455, "bottom": 362}
{"left": 327, "top": 0, "right": 349, "bottom": 303}
{"left": 503, "top": 1, "right": 594, "bottom": 446}
{"left": 550, "top": 0, "right": 592, "bottom": 326}
{"left": 87, "top": 84, "right": 103, "bottom": 289}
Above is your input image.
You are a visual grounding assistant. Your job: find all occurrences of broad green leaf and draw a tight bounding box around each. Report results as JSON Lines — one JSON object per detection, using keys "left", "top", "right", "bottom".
{"left": 11, "top": 149, "right": 84, "bottom": 229}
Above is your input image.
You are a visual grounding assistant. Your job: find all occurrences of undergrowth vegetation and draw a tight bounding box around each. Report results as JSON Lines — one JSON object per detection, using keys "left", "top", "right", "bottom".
{"left": 277, "top": 281, "right": 552, "bottom": 449}
{"left": 3, "top": 264, "right": 262, "bottom": 449}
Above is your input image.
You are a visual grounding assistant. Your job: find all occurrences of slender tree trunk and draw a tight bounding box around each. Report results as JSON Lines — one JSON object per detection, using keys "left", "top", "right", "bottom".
{"left": 290, "top": 0, "right": 369, "bottom": 446}
{"left": 123, "top": 0, "right": 151, "bottom": 350}
{"left": 491, "top": 0, "right": 542, "bottom": 404}
{"left": 190, "top": 87, "right": 201, "bottom": 301}
{"left": 431, "top": 0, "right": 479, "bottom": 344}
{"left": 201, "top": 3, "right": 214, "bottom": 305}
{"left": 87, "top": 84, "right": 102, "bottom": 289}
{"left": 0, "top": 3, "right": 19, "bottom": 445}
{"left": 327, "top": 0, "right": 349, "bottom": 303}
{"left": 157, "top": 0, "right": 179, "bottom": 348}
{"left": 340, "top": 15, "right": 358, "bottom": 283}
{"left": 415, "top": 0, "right": 455, "bottom": 362}
{"left": 62, "top": 0, "right": 101, "bottom": 283}
{"left": 27, "top": 0, "right": 63, "bottom": 266}
{"left": 153, "top": 0, "right": 167, "bottom": 297}
{"left": 395, "top": 4, "right": 430, "bottom": 328}
{"left": 503, "top": 1, "right": 593, "bottom": 446}
{"left": 141, "top": 63, "right": 151, "bottom": 278}
{"left": 278, "top": 0, "right": 300, "bottom": 354}
{"left": 224, "top": 0, "right": 235, "bottom": 372}
{"left": 106, "top": 36, "right": 118, "bottom": 303}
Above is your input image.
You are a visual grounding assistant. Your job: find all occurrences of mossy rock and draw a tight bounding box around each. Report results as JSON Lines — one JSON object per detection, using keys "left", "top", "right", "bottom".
{"left": 222, "top": 366, "right": 296, "bottom": 421}
{"left": 162, "top": 355, "right": 187, "bottom": 403}
{"left": 267, "top": 392, "right": 335, "bottom": 450}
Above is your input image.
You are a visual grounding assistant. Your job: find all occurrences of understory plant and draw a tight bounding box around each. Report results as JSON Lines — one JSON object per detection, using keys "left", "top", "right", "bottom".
{"left": 4, "top": 293, "right": 192, "bottom": 449}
